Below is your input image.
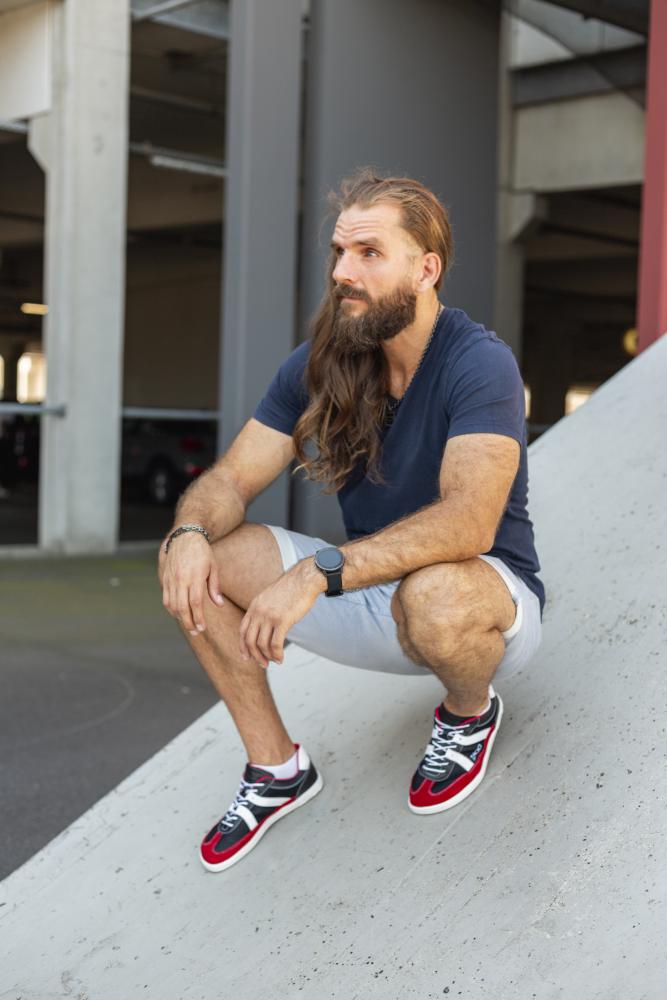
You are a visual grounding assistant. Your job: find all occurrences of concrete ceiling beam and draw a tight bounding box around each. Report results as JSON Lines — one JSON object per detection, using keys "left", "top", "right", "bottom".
{"left": 130, "top": 0, "right": 230, "bottom": 40}
{"left": 525, "top": 294, "right": 636, "bottom": 323}
{"left": 524, "top": 231, "right": 638, "bottom": 261}
{"left": 526, "top": 255, "right": 638, "bottom": 295}
{"left": 548, "top": 0, "right": 649, "bottom": 35}
{"left": 543, "top": 192, "right": 640, "bottom": 243}
{"left": 512, "top": 44, "right": 646, "bottom": 107}
{"left": 514, "top": 90, "right": 645, "bottom": 191}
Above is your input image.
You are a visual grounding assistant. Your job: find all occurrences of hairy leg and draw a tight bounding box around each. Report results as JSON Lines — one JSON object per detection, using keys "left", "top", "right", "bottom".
{"left": 392, "top": 558, "right": 516, "bottom": 716}
{"left": 161, "top": 523, "right": 295, "bottom": 764}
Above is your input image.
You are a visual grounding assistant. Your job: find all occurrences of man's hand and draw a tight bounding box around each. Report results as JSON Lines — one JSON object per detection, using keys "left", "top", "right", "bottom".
{"left": 159, "top": 532, "right": 224, "bottom": 635}
{"left": 239, "top": 559, "right": 324, "bottom": 668}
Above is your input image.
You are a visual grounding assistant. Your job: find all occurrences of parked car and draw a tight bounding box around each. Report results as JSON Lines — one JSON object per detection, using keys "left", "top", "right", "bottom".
{"left": 0, "top": 414, "right": 40, "bottom": 486}
{"left": 121, "top": 418, "right": 217, "bottom": 504}
{"left": 0, "top": 415, "right": 217, "bottom": 504}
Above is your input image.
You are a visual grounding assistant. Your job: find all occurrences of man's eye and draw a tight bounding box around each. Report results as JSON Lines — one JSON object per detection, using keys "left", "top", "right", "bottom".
{"left": 363, "top": 248, "right": 378, "bottom": 257}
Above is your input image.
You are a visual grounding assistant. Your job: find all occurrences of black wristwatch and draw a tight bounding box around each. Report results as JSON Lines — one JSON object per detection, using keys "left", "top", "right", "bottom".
{"left": 314, "top": 546, "right": 345, "bottom": 597}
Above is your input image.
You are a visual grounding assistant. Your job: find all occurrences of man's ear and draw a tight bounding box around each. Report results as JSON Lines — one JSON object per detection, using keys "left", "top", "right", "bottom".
{"left": 415, "top": 251, "right": 442, "bottom": 292}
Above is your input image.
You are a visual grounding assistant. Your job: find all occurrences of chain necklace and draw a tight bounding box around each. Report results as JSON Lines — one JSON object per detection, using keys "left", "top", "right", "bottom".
{"left": 384, "top": 302, "right": 443, "bottom": 427}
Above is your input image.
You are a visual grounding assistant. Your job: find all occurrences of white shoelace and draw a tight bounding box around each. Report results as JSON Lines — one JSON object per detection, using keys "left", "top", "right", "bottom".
{"left": 219, "top": 778, "right": 263, "bottom": 831}
{"left": 422, "top": 719, "right": 469, "bottom": 776}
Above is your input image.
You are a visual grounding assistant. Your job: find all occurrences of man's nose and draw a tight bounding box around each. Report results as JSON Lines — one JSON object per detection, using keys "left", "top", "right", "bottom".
{"left": 332, "top": 252, "right": 357, "bottom": 286}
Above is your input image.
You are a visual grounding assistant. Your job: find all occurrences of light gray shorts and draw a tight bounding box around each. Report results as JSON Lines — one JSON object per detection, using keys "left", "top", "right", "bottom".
{"left": 264, "top": 524, "right": 543, "bottom": 681}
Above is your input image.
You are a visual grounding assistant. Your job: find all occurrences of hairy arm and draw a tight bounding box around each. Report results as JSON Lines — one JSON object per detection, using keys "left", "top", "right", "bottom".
{"left": 159, "top": 419, "right": 294, "bottom": 634}
{"left": 300, "top": 432, "right": 520, "bottom": 593}
{"left": 170, "top": 465, "right": 246, "bottom": 545}
{"left": 165, "top": 418, "right": 295, "bottom": 545}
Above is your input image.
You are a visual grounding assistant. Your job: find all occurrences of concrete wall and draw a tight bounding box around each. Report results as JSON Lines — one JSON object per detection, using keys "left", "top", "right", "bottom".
{"left": 0, "top": 1, "right": 51, "bottom": 121}
{"left": 293, "top": 0, "right": 502, "bottom": 541}
{"left": 123, "top": 244, "right": 220, "bottom": 410}
{"left": 0, "top": 242, "right": 220, "bottom": 411}
{"left": 514, "top": 89, "right": 645, "bottom": 192}
{"left": 3, "top": 332, "right": 667, "bottom": 998}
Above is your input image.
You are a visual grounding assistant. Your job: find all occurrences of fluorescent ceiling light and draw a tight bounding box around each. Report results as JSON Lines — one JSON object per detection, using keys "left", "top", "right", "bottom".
{"left": 149, "top": 153, "right": 226, "bottom": 178}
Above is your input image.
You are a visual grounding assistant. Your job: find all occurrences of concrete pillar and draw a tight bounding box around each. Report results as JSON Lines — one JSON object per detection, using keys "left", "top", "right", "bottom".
{"left": 494, "top": 11, "right": 524, "bottom": 360}
{"left": 637, "top": 0, "right": 667, "bottom": 352}
{"left": 28, "top": 0, "right": 130, "bottom": 553}
{"left": 219, "top": 0, "right": 303, "bottom": 527}
{"left": 294, "top": 0, "right": 502, "bottom": 542}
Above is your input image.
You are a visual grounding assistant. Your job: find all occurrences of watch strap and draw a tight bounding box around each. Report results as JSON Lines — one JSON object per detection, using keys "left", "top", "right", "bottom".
{"left": 322, "top": 567, "right": 344, "bottom": 597}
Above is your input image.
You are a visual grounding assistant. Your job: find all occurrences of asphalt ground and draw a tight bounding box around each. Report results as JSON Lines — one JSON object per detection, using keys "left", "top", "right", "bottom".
{"left": 0, "top": 549, "right": 219, "bottom": 880}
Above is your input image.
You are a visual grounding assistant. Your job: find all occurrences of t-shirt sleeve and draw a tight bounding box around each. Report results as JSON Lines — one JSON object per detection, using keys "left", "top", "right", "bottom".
{"left": 252, "top": 340, "right": 310, "bottom": 436}
{"left": 445, "top": 337, "right": 525, "bottom": 445}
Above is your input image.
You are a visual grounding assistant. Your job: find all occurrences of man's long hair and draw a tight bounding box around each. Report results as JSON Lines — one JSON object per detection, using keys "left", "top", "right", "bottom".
{"left": 292, "top": 168, "right": 455, "bottom": 493}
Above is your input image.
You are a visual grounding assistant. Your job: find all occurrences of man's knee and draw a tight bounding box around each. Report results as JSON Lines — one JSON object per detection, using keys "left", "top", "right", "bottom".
{"left": 207, "top": 522, "right": 285, "bottom": 608}
{"left": 395, "top": 566, "right": 477, "bottom": 653}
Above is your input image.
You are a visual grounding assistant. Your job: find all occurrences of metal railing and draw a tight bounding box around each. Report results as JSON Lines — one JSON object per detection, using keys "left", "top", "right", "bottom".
{"left": 0, "top": 403, "right": 66, "bottom": 417}
{"left": 121, "top": 406, "right": 220, "bottom": 421}
{"left": 0, "top": 403, "right": 220, "bottom": 421}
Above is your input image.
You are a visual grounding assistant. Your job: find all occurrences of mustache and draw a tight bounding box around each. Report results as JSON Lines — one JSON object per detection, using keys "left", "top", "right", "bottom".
{"left": 334, "top": 283, "right": 371, "bottom": 303}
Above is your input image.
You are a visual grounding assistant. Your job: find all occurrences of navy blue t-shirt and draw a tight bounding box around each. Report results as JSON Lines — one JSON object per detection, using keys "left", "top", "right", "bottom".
{"left": 253, "top": 306, "right": 545, "bottom": 617}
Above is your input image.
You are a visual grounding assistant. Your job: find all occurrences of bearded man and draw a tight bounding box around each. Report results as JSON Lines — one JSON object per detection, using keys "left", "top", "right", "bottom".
{"left": 158, "top": 169, "right": 545, "bottom": 873}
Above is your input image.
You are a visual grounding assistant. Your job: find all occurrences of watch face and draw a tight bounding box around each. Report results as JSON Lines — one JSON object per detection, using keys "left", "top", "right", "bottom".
{"left": 316, "top": 546, "right": 344, "bottom": 571}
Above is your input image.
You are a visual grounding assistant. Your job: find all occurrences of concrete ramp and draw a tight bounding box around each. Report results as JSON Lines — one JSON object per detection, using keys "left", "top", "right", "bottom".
{"left": 2, "top": 336, "right": 667, "bottom": 999}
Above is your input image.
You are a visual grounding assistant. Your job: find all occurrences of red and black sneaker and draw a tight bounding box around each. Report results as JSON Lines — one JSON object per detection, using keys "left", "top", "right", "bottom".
{"left": 409, "top": 689, "right": 503, "bottom": 814}
{"left": 199, "top": 744, "right": 323, "bottom": 872}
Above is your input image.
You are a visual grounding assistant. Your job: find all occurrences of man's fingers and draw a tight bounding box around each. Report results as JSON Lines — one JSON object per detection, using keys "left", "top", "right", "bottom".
{"left": 245, "top": 620, "right": 263, "bottom": 666}
{"left": 189, "top": 585, "right": 206, "bottom": 634}
{"left": 255, "top": 622, "right": 274, "bottom": 668}
{"left": 208, "top": 564, "right": 224, "bottom": 607}
{"left": 175, "top": 586, "right": 197, "bottom": 634}
{"left": 271, "top": 626, "right": 286, "bottom": 664}
{"left": 257, "top": 622, "right": 273, "bottom": 667}
{"left": 239, "top": 613, "right": 250, "bottom": 658}
{"left": 244, "top": 620, "right": 268, "bottom": 668}
{"left": 238, "top": 607, "right": 283, "bottom": 668}
{"left": 177, "top": 606, "right": 196, "bottom": 634}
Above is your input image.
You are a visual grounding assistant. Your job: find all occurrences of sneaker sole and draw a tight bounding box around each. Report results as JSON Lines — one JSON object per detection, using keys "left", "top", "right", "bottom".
{"left": 199, "top": 771, "right": 324, "bottom": 873}
{"left": 408, "top": 695, "right": 504, "bottom": 815}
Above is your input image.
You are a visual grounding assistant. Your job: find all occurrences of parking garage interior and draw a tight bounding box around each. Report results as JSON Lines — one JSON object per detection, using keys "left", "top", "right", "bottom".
{"left": 0, "top": 0, "right": 650, "bottom": 546}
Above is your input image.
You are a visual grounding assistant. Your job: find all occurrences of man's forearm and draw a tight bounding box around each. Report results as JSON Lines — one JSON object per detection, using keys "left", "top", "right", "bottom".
{"left": 340, "top": 498, "right": 489, "bottom": 589}
{"left": 299, "top": 498, "right": 489, "bottom": 595}
{"left": 169, "top": 467, "right": 246, "bottom": 544}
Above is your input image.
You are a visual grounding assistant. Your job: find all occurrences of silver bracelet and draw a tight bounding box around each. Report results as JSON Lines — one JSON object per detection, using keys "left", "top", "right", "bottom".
{"left": 164, "top": 523, "right": 210, "bottom": 554}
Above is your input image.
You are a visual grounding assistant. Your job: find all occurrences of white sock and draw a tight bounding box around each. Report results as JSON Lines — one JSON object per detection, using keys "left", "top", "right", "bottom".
{"left": 252, "top": 747, "right": 299, "bottom": 779}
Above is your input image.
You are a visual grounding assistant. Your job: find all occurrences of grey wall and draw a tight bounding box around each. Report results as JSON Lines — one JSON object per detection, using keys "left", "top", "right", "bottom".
{"left": 293, "top": 0, "right": 502, "bottom": 541}
{"left": 123, "top": 244, "right": 221, "bottom": 410}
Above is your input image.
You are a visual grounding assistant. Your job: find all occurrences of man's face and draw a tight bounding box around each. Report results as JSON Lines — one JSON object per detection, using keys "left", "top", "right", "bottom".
{"left": 330, "top": 202, "right": 421, "bottom": 353}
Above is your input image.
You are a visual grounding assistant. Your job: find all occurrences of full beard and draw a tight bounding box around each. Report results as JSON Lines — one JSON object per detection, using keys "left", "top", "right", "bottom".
{"left": 331, "top": 282, "right": 417, "bottom": 355}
